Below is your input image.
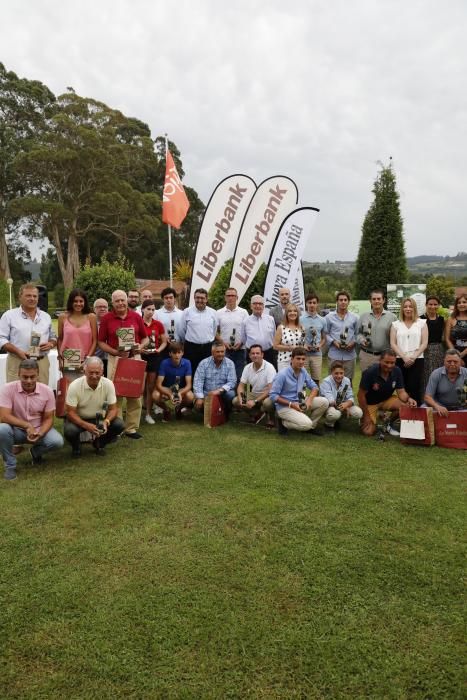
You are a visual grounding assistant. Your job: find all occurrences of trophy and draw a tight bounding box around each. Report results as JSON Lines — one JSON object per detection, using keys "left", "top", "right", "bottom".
{"left": 308, "top": 327, "right": 318, "bottom": 352}
{"left": 95, "top": 402, "right": 109, "bottom": 434}
{"left": 29, "top": 330, "right": 41, "bottom": 358}
{"left": 339, "top": 326, "right": 349, "bottom": 349}
{"left": 229, "top": 328, "right": 236, "bottom": 349}
{"left": 116, "top": 327, "right": 136, "bottom": 352}
{"left": 168, "top": 320, "right": 175, "bottom": 342}
{"left": 62, "top": 348, "right": 81, "bottom": 370}
{"left": 171, "top": 376, "right": 181, "bottom": 404}
{"left": 298, "top": 391, "right": 307, "bottom": 410}
{"left": 240, "top": 391, "right": 247, "bottom": 405}
{"left": 298, "top": 329, "right": 306, "bottom": 346}
{"left": 363, "top": 321, "right": 372, "bottom": 349}
{"left": 146, "top": 330, "right": 157, "bottom": 353}
{"left": 456, "top": 383, "right": 467, "bottom": 408}
{"left": 336, "top": 385, "right": 348, "bottom": 407}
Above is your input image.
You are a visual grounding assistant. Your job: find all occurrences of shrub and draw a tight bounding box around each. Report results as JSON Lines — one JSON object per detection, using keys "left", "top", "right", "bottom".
{"left": 74, "top": 254, "right": 136, "bottom": 306}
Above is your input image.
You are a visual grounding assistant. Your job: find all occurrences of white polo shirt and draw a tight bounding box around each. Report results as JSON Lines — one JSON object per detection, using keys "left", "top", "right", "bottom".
{"left": 240, "top": 360, "right": 276, "bottom": 396}
{"left": 65, "top": 376, "right": 117, "bottom": 419}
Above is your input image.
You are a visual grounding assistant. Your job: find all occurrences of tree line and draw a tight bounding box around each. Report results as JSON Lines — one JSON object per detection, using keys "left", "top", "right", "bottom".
{"left": 0, "top": 62, "right": 204, "bottom": 292}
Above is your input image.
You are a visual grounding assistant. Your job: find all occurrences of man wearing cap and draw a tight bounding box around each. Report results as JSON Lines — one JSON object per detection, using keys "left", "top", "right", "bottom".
{"left": 245, "top": 295, "right": 276, "bottom": 367}
{"left": 0, "top": 358, "right": 63, "bottom": 480}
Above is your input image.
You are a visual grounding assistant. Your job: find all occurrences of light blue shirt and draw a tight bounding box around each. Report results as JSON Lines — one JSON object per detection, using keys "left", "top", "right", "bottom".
{"left": 193, "top": 356, "right": 237, "bottom": 399}
{"left": 244, "top": 313, "right": 276, "bottom": 351}
{"left": 270, "top": 366, "right": 318, "bottom": 407}
{"left": 299, "top": 312, "right": 326, "bottom": 355}
{"left": 325, "top": 311, "right": 359, "bottom": 361}
{"left": 320, "top": 374, "right": 355, "bottom": 405}
{"left": 0, "top": 306, "right": 55, "bottom": 354}
{"left": 179, "top": 306, "right": 218, "bottom": 344}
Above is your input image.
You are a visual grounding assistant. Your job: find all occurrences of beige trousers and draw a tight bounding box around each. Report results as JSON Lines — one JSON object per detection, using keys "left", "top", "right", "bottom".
{"left": 277, "top": 397, "right": 328, "bottom": 431}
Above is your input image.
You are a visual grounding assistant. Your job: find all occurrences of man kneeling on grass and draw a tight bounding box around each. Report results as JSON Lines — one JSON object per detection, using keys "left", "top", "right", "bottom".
{"left": 193, "top": 341, "right": 236, "bottom": 418}
{"left": 320, "top": 360, "right": 363, "bottom": 431}
{"left": 233, "top": 344, "right": 276, "bottom": 428}
{"left": 64, "top": 356, "right": 124, "bottom": 458}
{"left": 270, "top": 347, "right": 328, "bottom": 436}
{"left": 357, "top": 348, "right": 417, "bottom": 437}
{"left": 0, "top": 358, "right": 63, "bottom": 480}
{"left": 153, "top": 342, "right": 194, "bottom": 421}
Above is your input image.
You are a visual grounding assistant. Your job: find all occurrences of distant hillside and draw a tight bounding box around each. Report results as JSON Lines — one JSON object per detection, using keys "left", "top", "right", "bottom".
{"left": 303, "top": 253, "right": 467, "bottom": 277}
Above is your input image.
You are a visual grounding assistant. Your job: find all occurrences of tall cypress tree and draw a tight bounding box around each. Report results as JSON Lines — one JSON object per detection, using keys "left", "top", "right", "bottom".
{"left": 355, "top": 162, "right": 408, "bottom": 298}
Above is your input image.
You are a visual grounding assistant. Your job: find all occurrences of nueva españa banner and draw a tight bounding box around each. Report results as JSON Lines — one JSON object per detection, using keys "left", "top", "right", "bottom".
{"left": 263, "top": 207, "right": 319, "bottom": 310}
{"left": 290, "top": 264, "right": 306, "bottom": 310}
{"left": 229, "top": 176, "right": 299, "bottom": 304}
{"left": 189, "top": 175, "right": 257, "bottom": 305}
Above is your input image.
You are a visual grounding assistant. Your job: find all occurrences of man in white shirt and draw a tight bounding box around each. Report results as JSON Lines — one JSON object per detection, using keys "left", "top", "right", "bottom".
{"left": 135, "top": 289, "right": 153, "bottom": 314}
{"left": 244, "top": 295, "right": 276, "bottom": 367}
{"left": 154, "top": 287, "right": 184, "bottom": 343}
{"left": 179, "top": 288, "right": 219, "bottom": 376}
{"left": 217, "top": 287, "right": 248, "bottom": 383}
{"left": 0, "top": 283, "right": 57, "bottom": 384}
{"left": 233, "top": 345, "right": 276, "bottom": 427}
{"left": 64, "top": 356, "right": 124, "bottom": 457}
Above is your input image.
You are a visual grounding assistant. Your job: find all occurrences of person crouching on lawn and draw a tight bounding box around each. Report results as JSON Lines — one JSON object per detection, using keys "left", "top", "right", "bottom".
{"left": 153, "top": 342, "right": 194, "bottom": 421}
{"left": 358, "top": 348, "right": 417, "bottom": 437}
{"left": 64, "top": 356, "right": 124, "bottom": 458}
{"left": 269, "top": 347, "right": 328, "bottom": 437}
{"left": 193, "top": 342, "right": 236, "bottom": 418}
{"left": 0, "top": 358, "right": 63, "bottom": 480}
{"left": 233, "top": 344, "right": 276, "bottom": 428}
{"left": 320, "top": 360, "right": 363, "bottom": 431}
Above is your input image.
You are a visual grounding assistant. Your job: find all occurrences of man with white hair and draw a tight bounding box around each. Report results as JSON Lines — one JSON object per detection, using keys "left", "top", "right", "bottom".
{"left": 97, "top": 290, "right": 148, "bottom": 439}
{"left": 64, "top": 356, "right": 124, "bottom": 457}
{"left": 245, "top": 295, "right": 276, "bottom": 366}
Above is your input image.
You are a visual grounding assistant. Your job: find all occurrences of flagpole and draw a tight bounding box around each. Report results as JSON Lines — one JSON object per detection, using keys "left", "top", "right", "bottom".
{"left": 165, "top": 134, "right": 173, "bottom": 287}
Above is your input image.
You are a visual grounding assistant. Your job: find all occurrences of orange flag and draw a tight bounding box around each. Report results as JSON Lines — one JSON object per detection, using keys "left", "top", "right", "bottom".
{"left": 162, "top": 150, "right": 190, "bottom": 229}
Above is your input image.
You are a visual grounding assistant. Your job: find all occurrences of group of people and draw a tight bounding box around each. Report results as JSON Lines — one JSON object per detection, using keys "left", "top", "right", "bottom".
{"left": 0, "top": 283, "right": 466, "bottom": 479}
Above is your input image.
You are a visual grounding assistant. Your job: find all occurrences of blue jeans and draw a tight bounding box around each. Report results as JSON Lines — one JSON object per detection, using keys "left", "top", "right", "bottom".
{"left": 0, "top": 424, "right": 64, "bottom": 469}
{"left": 226, "top": 349, "right": 246, "bottom": 385}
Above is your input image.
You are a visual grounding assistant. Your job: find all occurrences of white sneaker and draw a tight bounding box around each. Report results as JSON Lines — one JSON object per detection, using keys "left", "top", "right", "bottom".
{"left": 144, "top": 414, "right": 155, "bottom": 425}
{"left": 153, "top": 406, "right": 163, "bottom": 415}
{"left": 386, "top": 424, "right": 400, "bottom": 437}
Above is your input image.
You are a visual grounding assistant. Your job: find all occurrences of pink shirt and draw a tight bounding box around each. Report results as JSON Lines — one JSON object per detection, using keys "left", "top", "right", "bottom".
{"left": 0, "top": 381, "right": 56, "bottom": 430}
{"left": 62, "top": 316, "right": 93, "bottom": 361}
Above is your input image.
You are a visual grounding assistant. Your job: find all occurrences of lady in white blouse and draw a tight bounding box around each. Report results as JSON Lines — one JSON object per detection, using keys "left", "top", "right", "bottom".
{"left": 273, "top": 304, "right": 306, "bottom": 371}
{"left": 390, "top": 298, "right": 428, "bottom": 405}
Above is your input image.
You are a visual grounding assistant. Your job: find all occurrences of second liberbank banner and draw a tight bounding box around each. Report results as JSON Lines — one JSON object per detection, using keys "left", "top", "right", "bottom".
{"left": 229, "top": 176, "right": 299, "bottom": 303}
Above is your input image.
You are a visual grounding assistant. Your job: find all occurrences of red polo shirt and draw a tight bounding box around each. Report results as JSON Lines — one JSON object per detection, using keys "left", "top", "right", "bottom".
{"left": 98, "top": 309, "right": 147, "bottom": 350}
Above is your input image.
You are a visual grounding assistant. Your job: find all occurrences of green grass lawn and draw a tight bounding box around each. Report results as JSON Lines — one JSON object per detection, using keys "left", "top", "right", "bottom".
{"left": 1, "top": 409, "right": 465, "bottom": 699}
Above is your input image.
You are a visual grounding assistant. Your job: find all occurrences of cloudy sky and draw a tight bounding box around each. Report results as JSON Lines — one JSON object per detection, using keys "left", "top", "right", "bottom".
{"left": 2, "top": 0, "right": 466, "bottom": 262}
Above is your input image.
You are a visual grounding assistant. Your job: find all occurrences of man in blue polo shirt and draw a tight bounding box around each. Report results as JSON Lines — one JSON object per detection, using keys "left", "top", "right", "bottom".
{"left": 270, "top": 347, "right": 328, "bottom": 436}
{"left": 154, "top": 342, "right": 194, "bottom": 420}
{"left": 358, "top": 348, "right": 416, "bottom": 436}
{"left": 424, "top": 350, "right": 467, "bottom": 416}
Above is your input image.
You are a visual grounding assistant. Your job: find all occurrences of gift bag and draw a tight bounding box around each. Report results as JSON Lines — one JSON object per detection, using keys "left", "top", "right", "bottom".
{"left": 204, "top": 394, "right": 226, "bottom": 428}
{"left": 400, "top": 406, "right": 435, "bottom": 446}
{"left": 55, "top": 376, "right": 70, "bottom": 418}
{"left": 434, "top": 411, "right": 467, "bottom": 450}
{"left": 113, "top": 358, "right": 146, "bottom": 398}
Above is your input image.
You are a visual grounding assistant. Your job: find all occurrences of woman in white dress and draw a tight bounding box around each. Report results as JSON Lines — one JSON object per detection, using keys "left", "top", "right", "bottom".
{"left": 390, "top": 297, "right": 428, "bottom": 405}
{"left": 273, "top": 304, "right": 306, "bottom": 371}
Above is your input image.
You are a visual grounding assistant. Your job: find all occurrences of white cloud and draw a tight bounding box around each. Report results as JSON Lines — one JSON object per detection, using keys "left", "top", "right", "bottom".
{"left": 2, "top": 0, "right": 467, "bottom": 261}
